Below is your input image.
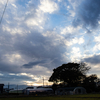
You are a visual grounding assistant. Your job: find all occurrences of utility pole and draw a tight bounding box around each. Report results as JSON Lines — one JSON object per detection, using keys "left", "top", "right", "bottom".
{"left": 17, "top": 84, "right": 18, "bottom": 94}
{"left": 8, "top": 82, "right": 9, "bottom": 93}
{"left": 8, "top": 82, "right": 9, "bottom": 89}
{"left": 43, "top": 77, "right": 44, "bottom": 87}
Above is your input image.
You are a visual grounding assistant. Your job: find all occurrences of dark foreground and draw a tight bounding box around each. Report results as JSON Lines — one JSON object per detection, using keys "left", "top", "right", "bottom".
{"left": 0, "top": 93, "right": 100, "bottom": 100}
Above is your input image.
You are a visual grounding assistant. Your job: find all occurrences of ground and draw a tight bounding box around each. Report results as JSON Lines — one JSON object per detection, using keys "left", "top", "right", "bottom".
{"left": 0, "top": 93, "right": 100, "bottom": 100}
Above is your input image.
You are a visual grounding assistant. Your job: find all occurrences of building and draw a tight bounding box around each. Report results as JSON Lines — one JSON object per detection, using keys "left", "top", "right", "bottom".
{"left": 24, "top": 86, "right": 53, "bottom": 95}
{"left": 0, "top": 84, "right": 4, "bottom": 93}
{"left": 55, "top": 87, "right": 86, "bottom": 95}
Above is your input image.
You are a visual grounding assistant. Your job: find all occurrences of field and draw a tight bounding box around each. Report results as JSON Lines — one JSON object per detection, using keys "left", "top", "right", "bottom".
{"left": 0, "top": 93, "right": 100, "bottom": 100}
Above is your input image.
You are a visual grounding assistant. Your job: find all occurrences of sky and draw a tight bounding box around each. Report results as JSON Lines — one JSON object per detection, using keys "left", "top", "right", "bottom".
{"left": 0, "top": 0, "right": 100, "bottom": 86}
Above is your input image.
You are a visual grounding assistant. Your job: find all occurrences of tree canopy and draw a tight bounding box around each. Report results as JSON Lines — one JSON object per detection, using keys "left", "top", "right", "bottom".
{"left": 49, "top": 62, "right": 90, "bottom": 86}
{"left": 83, "top": 74, "right": 98, "bottom": 83}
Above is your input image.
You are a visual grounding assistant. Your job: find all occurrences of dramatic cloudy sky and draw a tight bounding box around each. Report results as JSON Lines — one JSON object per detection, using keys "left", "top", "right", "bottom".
{"left": 0, "top": 0, "right": 100, "bottom": 86}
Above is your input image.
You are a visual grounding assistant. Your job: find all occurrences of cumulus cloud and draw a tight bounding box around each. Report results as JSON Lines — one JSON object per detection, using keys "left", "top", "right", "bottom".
{"left": 39, "top": 0, "right": 58, "bottom": 13}
{"left": 93, "top": 35, "right": 100, "bottom": 52}
{"left": 94, "top": 35, "right": 100, "bottom": 43}
{"left": 61, "top": 26, "right": 81, "bottom": 35}
{"left": 72, "top": 37, "right": 84, "bottom": 44}
{"left": 70, "top": 47, "right": 82, "bottom": 62}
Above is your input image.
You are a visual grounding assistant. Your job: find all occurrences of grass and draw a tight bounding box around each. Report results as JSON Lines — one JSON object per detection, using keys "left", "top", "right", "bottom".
{"left": 0, "top": 93, "right": 100, "bottom": 100}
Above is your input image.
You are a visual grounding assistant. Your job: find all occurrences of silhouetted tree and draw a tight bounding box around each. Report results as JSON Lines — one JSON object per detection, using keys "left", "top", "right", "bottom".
{"left": 83, "top": 74, "right": 98, "bottom": 92}
{"left": 49, "top": 62, "right": 90, "bottom": 86}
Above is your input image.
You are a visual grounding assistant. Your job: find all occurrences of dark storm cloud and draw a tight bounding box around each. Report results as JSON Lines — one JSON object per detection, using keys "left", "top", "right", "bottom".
{"left": 72, "top": 0, "right": 100, "bottom": 29}
{"left": 23, "top": 60, "right": 46, "bottom": 68}
{"left": 0, "top": 32, "right": 21, "bottom": 73}
{"left": 84, "top": 54, "right": 100, "bottom": 65}
{"left": 0, "top": 62, "right": 21, "bottom": 73}
{"left": 0, "top": 30, "right": 65, "bottom": 72}
{"left": 0, "top": 74, "right": 35, "bottom": 84}
{"left": 0, "top": 24, "right": 66, "bottom": 73}
{"left": 15, "top": 31, "right": 65, "bottom": 69}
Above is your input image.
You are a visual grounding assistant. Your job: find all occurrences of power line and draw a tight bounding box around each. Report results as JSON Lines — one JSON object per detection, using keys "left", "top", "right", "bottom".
{"left": 0, "top": 0, "right": 9, "bottom": 25}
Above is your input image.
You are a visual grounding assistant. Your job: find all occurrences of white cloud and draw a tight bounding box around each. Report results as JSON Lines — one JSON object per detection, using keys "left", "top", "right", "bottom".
{"left": 58, "top": 0, "right": 62, "bottom": 2}
{"left": 72, "top": 37, "right": 84, "bottom": 44}
{"left": 85, "top": 63, "right": 100, "bottom": 77}
{"left": 61, "top": 26, "right": 81, "bottom": 35}
{"left": 0, "top": 0, "right": 6, "bottom": 4}
{"left": 1, "top": 0, "right": 46, "bottom": 36}
{"left": 39, "top": 0, "right": 58, "bottom": 13}
{"left": 0, "top": 73, "right": 3, "bottom": 76}
{"left": 71, "top": 47, "right": 80, "bottom": 54}
{"left": 42, "top": 30, "right": 65, "bottom": 46}
{"left": 64, "top": 40, "right": 73, "bottom": 46}
{"left": 93, "top": 35, "right": 100, "bottom": 52}
{"left": 70, "top": 47, "right": 82, "bottom": 62}
{"left": 42, "top": 30, "right": 72, "bottom": 47}
{"left": 60, "top": 25, "right": 84, "bottom": 46}
{"left": 2, "top": 26, "right": 27, "bottom": 35}
{"left": 63, "top": 37, "right": 84, "bottom": 47}
{"left": 25, "top": 18, "right": 39, "bottom": 26}
{"left": 25, "top": 7, "right": 46, "bottom": 29}
{"left": 94, "top": 35, "right": 100, "bottom": 43}
{"left": 21, "top": 66, "right": 52, "bottom": 85}
{"left": 93, "top": 44, "right": 100, "bottom": 52}
{"left": 98, "top": 21, "right": 100, "bottom": 24}
{"left": 11, "top": 4, "right": 17, "bottom": 8}
{"left": 43, "top": 30, "right": 84, "bottom": 47}
{"left": 79, "top": 37, "right": 84, "bottom": 44}
{"left": 72, "top": 38, "right": 78, "bottom": 44}
{"left": 4, "top": 53, "right": 22, "bottom": 63}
